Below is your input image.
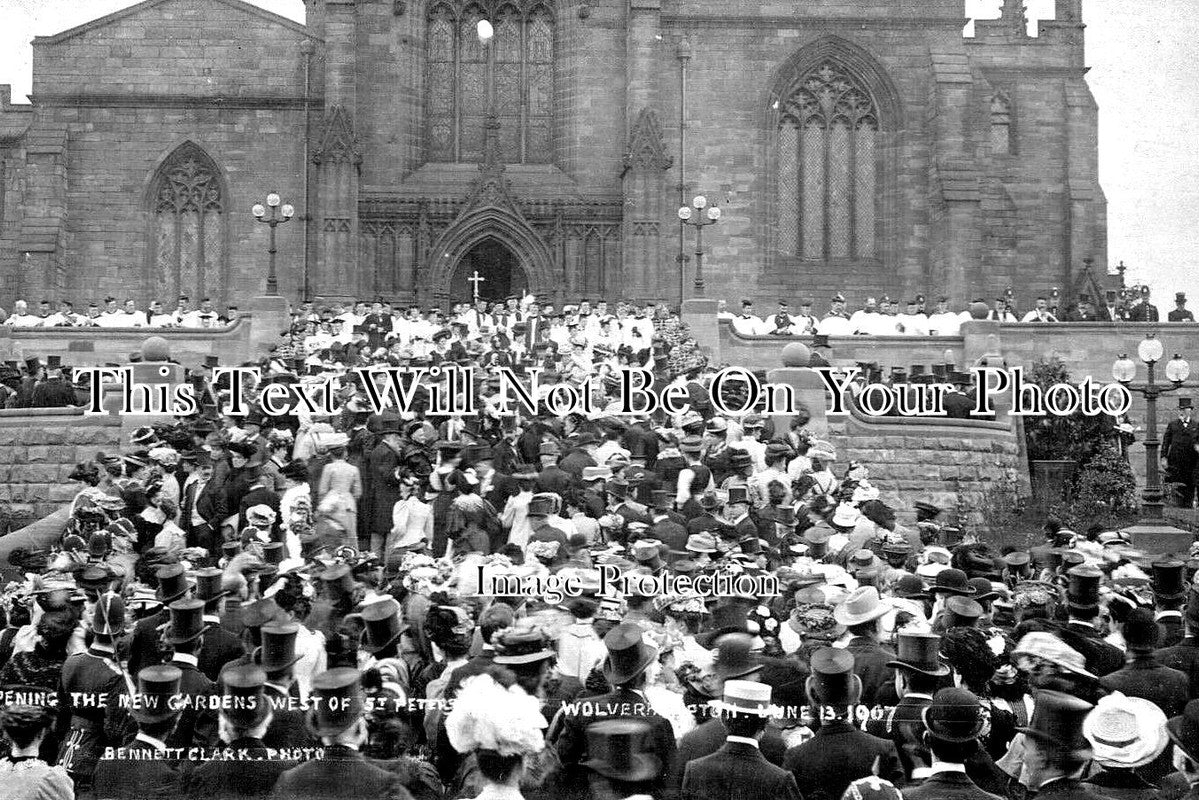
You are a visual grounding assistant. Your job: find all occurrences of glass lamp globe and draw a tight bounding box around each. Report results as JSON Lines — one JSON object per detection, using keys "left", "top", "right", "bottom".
{"left": 677, "top": 206, "right": 693, "bottom": 221}
{"left": 266, "top": 192, "right": 281, "bottom": 208}
{"left": 477, "top": 19, "right": 494, "bottom": 42}
{"left": 706, "top": 206, "right": 721, "bottom": 221}
{"left": 1112, "top": 354, "right": 1136, "bottom": 383}
{"left": 281, "top": 204, "right": 295, "bottom": 219}
{"left": 1166, "top": 354, "right": 1190, "bottom": 383}
{"left": 692, "top": 195, "right": 707, "bottom": 209}
{"left": 252, "top": 203, "right": 266, "bottom": 219}
{"left": 1138, "top": 335, "right": 1164, "bottom": 364}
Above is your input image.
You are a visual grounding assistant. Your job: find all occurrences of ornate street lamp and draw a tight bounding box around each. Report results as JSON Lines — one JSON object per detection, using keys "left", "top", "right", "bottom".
{"left": 677, "top": 194, "right": 721, "bottom": 297}
{"left": 252, "top": 192, "right": 294, "bottom": 296}
{"left": 1112, "top": 333, "right": 1190, "bottom": 519}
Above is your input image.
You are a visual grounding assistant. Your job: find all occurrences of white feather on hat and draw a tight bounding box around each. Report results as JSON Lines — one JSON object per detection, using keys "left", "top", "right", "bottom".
{"left": 445, "top": 673, "right": 546, "bottom": 757}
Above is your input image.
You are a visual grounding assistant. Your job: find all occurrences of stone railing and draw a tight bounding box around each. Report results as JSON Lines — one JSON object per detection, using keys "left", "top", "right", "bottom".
{"left": 0, "top": 316, "right": 257, "bottom": 366}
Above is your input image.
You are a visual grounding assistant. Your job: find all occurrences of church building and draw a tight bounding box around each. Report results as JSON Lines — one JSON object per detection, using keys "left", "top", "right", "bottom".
{"left": 0, "top": 0, "right": 1105, "bottom": 307}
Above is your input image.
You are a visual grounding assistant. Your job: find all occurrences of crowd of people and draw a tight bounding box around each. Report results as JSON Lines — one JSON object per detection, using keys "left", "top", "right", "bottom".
{"left": 0, "top": 294, "right": 1198, "bottom": 800}
{"left": 721, "top": 285, "right": 1193, "bottom": 336}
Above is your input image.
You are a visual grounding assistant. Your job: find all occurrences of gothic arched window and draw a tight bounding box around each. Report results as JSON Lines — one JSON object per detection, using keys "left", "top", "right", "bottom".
{"left": 775, "top": 62, "right": 879, "bottom": 260}
{"left": 150, "top": 144, "right": 225, "bottom": 301}
{"left": 990, "top": 93, "right": 1013, "bottom": 156}
{"left": 426, "top": 1, "right": 554, "bottom": 164}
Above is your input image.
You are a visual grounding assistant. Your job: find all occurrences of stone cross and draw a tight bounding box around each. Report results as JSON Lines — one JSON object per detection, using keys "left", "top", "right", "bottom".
{"left": 468, "top": 270, "right": 486, "bottom": 302}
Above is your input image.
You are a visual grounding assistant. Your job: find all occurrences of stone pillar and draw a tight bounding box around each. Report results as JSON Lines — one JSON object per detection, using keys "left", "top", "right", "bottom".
{"left": 681, "top": 299, "right": 719, "bottom": 361}
{"left": 313, "top": 0, "right": 361, "bottom": 301}
{"left": 17, "top": 122, "right": 70, "bottom": 298}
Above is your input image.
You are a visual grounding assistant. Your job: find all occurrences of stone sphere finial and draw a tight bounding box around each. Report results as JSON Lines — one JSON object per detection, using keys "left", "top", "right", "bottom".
{"left": 968, "top": 301, "right": 990, "bottom": 320}
{"left": 781, "top": 342, "right": 811, "bottom": 368}
{"left": 141, "top": 336, "right": 171, "bottom": 362}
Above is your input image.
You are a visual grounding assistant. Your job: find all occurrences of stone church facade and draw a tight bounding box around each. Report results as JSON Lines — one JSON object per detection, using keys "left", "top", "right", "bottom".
{"left": 0, "top": 0, "right": 1105, "bottom": 307}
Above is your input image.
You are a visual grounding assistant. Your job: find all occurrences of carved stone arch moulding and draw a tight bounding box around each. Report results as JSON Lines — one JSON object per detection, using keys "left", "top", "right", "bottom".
{"left": 426, "top": 206, "right": 557, "bottom": 297}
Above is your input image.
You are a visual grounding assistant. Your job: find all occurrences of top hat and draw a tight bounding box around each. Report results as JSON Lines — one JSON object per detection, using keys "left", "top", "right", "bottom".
{"left": 307, "top": 668, "right": 365, "bottom": 738}
{"left": 526, "top": 494, "right": 557, "bottom": 517}
{"left": 165, "top": 598, "right": 208, "bottom": 644}
{"left": 806, "top": 647, "right": 861, "bottom": 706}
{"left": 581, "top": 719, "right": 662, "bottom": 783}
{"left": 355, "top": 597, "right": 406, "bottom": 655}
{"left": 155, "top": 564, "right": 192, "bottom": 604}
{"left": 256, "top": 622, "right": 303, "bottom": 672}
{"left": 262, "top": 542, "right": 286, "bottom": 566}
{"left": 726, "top": 486, "right": 750, "bottom": 505}
{"left": 887, "top": 632, "right": 950, "bottom": 677}
{"left": 1066, "top": 564, "right": 1103, "bottom": 611}
{"left": 320, "top": 564, "right": 355, "bottom": 596}
{"left": 91, "top": 591, "right": 126, "bottom": 637}
{"left": 1018, "top": 689, "right": 1094, "bottom": 759}
{"left": 194, "top": 567, "right": 230, "bottom": 604}
{"left": 219, "top": 664, "right": 272, "bottom": 728}
{"left": 602, "top": 622, "right": 658, "bottom": 685}
{"left": 1153, "top": 560, "right": 1187, "bottom": 601}
{"left": 922, "top": 687, "right": 987, "bottom": 743}
{"left": 1181, "top": 398, "right": 1194, "bottom": 410}
{"left": 129, "top": 665, "right": 184, "bottom": 725}
{"left": 1178, "top": 292, "right": 1188, "bottom": 303}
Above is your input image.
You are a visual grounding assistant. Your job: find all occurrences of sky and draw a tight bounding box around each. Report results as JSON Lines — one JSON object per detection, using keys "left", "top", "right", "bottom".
{"left": 1, "top": 0, "right": 1196, "bottom": 305}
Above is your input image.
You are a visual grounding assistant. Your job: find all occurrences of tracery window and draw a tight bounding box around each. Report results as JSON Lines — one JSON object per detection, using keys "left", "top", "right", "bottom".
{"left": 426, "top": 2, "right": 554, "bottom": 164}
{"left": 991, "top": 93, "right": 1013, "bottom": 155}
{"left": 150, "top": 143, "right": 225, "bottom": 301}
{"left": 775, "top": 61, "right": 879, "bottom": 260}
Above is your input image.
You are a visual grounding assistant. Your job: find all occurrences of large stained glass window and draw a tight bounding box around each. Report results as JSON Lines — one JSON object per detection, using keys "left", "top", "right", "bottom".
{"left": 151, "top": 143, "right": 225, "bottom": 301}
{"left": 426, "top": 2, "right": 554, "bottom": 164}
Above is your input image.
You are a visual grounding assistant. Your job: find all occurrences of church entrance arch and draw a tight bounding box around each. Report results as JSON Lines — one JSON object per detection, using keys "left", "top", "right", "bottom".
{"left": 449, "top": 238, "right": 528, "bottom": 302}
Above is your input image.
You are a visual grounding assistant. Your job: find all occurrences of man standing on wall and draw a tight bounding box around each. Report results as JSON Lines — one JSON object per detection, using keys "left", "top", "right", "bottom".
{"left": 1163, "top": 398, "right": 1198, "bottom": 507}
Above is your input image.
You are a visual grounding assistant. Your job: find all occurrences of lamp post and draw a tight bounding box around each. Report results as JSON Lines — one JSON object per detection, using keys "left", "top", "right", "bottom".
{"left": 252, "top": 192, "right": 294, "bottom": 296}
{"left": 1112, "top": 333, "right": 1190, "bottom": 520}
{"left": 677, "top": 194, "right": 721, "bottom": 297}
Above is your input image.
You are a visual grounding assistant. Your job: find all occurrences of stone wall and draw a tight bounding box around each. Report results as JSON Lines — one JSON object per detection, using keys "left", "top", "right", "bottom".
{"left": 0, "top": 409, "right": 123, "bottom": 530}
{"left": 0, "top": 316, "right": 257, "bottom": 367}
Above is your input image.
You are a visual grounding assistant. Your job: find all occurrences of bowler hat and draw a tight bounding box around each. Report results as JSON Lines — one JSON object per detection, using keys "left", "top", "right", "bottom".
{"left": 219, "top": 664, "right": 272, "bottom": 728}
{"left": 711, "top": 633, "right": 762, "bottom": 680}
{"left": 155, "top": 563, "right": 192, "bottom": 603}
{"left": 1168, "top": 699, "right": 1199, "bottom": 763}
{"left": 307, "top": 668, "right": 365, "bottom": 737}
{"left": 129, "top": 665, "right": 183, "bottom": 725}
{"left": 922, "top": 687, "right": 987, "bottom": 742}
{"left": 256, "top": 622, "right": 303, "bottom": 672}
{"left": 582, "top": 719, "right": 662, "bottom": 782}
{"left": 602, "top": 622, "right": 658, "bottom": 685}
{"left": 165, "top": 598, "right": 208, "bottom": 644}
{"left": 806, "top": 647, "right": 861, "bottom": 706}
{"left": 932, "top": 568, "right": 976, "bottom": 597}
{"left": 893, "top": 574, "right": 929, "bottom": 599}
{"left": 1018, "top": 689, "right": 1094, "bottom": 758}
{"left": 887, "top": 632, "right": 950, "bottom": 677}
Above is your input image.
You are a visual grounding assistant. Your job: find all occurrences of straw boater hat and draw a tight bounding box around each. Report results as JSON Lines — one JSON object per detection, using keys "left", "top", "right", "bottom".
{"left": 713, "top": 679, "right": 774, "bottom": 717}
{"left": 1083, "top": 692, "right": 1169, "bottom": 769}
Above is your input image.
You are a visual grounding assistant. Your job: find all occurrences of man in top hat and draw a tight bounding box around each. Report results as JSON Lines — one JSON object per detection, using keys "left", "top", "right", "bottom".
{"left": 1156, "top": 582, "right": 1199, "bottom": 698}
{"left": 682, "top": 680, "right": 801, "bottom": 800}
{"left": 93, "top": 665, "right": 186, "bottom": 800}
{"left": 865, "top": 632, "right": 951, "bottom": 779}
{"left": 1054, "top": 565, "right": 1125, "bottom": 677}
{"left": 1163, "top": 398, "right": 1198, "bottom": 507}
{"left": 1099, "top": 608, "right": 1189, "bottom": 719}
{"left": 1153, "top": 559, "right": 1188, "bottom": 647}
{"left": 582, "top": 719, "right": 664, "bottom": 799}
{"left": 1017, "top": 690, "right": 1103, "bottom": 800}
{"left": 784, "top": 647, "right": 903, "bottom": 800}
{"left": 1171, "top": 292, "right": 1196, "bottom": 323}
{"left": 193, "top": 567, "right": 245, "bottom": 681}
{"left": 834, "top": 587, "right": 897, "bottom": 707}
{"left": 128, "top": 564, "right": 193, "bottom": 676}
{"left": 255, "top": 621, "right": 313, "bottom": 748}
{"left": 554, "top": 622, "right": 677, "bottom": 793}
{"left": 163, "top": 597, "right": 217, "bottom": 748}
{"left": 58, "top": 591, "right": 128, "bottom": 792}
{"left": 188, "top": 664, "right": 298, "bottom": 799}
{"left": 903, "top": 687, "right": 1002, "bottom": 800}
{"left": 267, "top": 668, "right": 408, "bottom": 800}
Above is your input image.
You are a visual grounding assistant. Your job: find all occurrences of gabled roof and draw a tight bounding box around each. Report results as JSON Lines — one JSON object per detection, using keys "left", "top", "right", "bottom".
{"left": 34, "top": 0, "right": 314, "bottom": 45}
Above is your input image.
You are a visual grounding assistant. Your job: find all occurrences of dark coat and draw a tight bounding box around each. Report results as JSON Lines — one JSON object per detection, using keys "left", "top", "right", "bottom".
{"left": 268, "top": 745, "right": 412, "bottom": 800}
{"left": 557, "top": 449, "right": 597, "bottom": 479}
{"left": 864, "top": 693, "right": 933, "bottom": 779}
{"left": 1099, "top": 653, "right": 1190, "bottom": 718}
{"left": 366, "top": 437, "right": 406, "bottom": 544}
{"left": 1158, "top": 613, "right": 1185, "bottom": 649}
{"left": 1058, "top": 621, "right": 1126, "bottom": 677}
{"left": 669, "top": 718, "right": 786, "bottom": 788}
{"left": 198, "top": 621, "right": 246, "bottom": 682}
{"left": 166, "top": 657, "right": 216, "bottom": 748}
{"left": 903, "top": 770, "right": 1004, "bottom": 800}
{"left": 535, "top": 464, "right": 574, "bottom": 496}
{"left": 651, "top": 516, "right": 690, "bottom": 552}
{"left": 682, "top": 740, "right": 802, "bottom": 800}
{"left": 554, "top": 686, "right": 677, "bottom": 792}
{"left": 1155, "top": 636, "right": 1199, "bottom": 697}
{"left": 93, "top": 739, "right": 182, "bottom": 800}
{"left": 846, "top": 636, "right": 896, "bottom": 708}
{"left": 127, "top": 608, "right": 170, "bottom": 677}
{"left": 1085, "top": 768, "right": 1167, "bottom": 800}
{"left": 783, "top": 719, "right": 904, "bottom": 800}
{"left": 1034, "top": 776, "right": 1120, "bottom": 800}
{"left": 262, "top": 683, "right": 313, "bottom": 749}
{"left": 185, "top": 737, "right": 296, "bottom": 800}
{"left": 1162, "top": 417, "right": 1199, "bottom": 480}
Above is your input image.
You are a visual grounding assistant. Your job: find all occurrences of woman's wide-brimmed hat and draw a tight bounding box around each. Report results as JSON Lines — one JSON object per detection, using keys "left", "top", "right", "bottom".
{"left": 1083, "top": 691, "right": 1169, "bottom": 769}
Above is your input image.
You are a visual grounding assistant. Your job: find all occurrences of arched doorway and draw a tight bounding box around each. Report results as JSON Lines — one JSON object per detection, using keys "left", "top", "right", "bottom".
{"left": 449, "top": 238, "right": 529, "bottom": 302}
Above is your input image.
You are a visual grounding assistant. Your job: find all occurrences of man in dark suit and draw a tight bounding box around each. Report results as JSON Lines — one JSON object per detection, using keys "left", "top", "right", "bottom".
{"left": 865, "top": 632, "right": 948, "bottom": 779}
{"left": 1055, "top": 565, "right": 1126, "bottom": 677}
{"left": 649, "top": 490, "right": 689, "bottom": 552}
{"left": 903, "top": 687, "right": 1004, "bottom": 800}
{"left": 1017, "top": 690, "right": 1106, "bottom": 800}
{"left": 554, "top": 623, "right": 677, "bottom": 794}
{"left": 93, "top": 665, "right": 186, "bottom": 800}
{"left": 833, "top": 587, "right": 896, "bottom": 707}
{"left": 193, "top": 568, "right": 245, "bottom": 682}
{"left": 1157, "top": 587, "right": 1199, "bottom": 698}
{"left": 267, "top": 668, "right": 411, "bottom": 800}
{"left": 557, "top": 432, "right": 600, "bottom": 479}
{"left": 535, "top": 440, "right": 573, "bottom": 496}
{"left": 1162, "top": 398, "right": 1198, "bottom": 507}
{"left": 681, "top": 679, "right": 801, "bottom": 800}
{"left": 128, "top": 565, "right": 193, "bottom": 676}
{"left": 1100, "top": 608, "right": 1189, "bottom": 719}
{"left": 186, "top": 665, "right": 297, "bottom": 800}
{"left": 163, "top": 599, "right": 217, "bottom": 748}
{"left": 257, "top": 622, "right": 312, "bottom": 748}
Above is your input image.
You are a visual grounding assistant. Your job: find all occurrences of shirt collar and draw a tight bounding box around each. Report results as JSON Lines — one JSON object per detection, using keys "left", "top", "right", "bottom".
{"left": 1069, "top": 619, "right": 1096, "bottom": 630}
{"left": 88, "top": 643, "right": 116, "bottom": 656}
{"left": 725, "top": 735, "right": 760, "bottom": 749}
{"left": 1157, "top": 610, "right": 1183, "bottom": 620}
{"left": 929, "top": 763, "right": 967, "bottom": 775}
{"left": 172, "top": 652, "right": 199, "bottom": 667}
{"left": 135, "top": 732, "right": 168, "bottom": 751}
{"left": 203, "top": 614, "right": 221, "bottom": 624}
